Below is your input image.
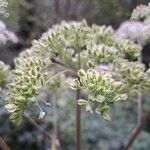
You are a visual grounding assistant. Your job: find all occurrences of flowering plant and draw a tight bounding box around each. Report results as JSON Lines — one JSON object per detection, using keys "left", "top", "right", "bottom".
{"left": 3, "top": 20, "right": 150, "bottom": 125}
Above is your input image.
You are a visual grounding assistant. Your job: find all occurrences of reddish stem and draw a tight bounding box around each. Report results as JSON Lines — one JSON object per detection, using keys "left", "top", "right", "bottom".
{"left": 123, "top": 92, "right": 143, "bottom": 150}
{"left": 76, "top": 89, "right": 81, "bottom": 150}
{"left": 23, "top": 113, "right": 51, "bottom": 140}
{"left": 0, "top": 136, "right": 9, "bottom": 150}
{"left": 123, "top": 111, "right": 149, "bottom": 150}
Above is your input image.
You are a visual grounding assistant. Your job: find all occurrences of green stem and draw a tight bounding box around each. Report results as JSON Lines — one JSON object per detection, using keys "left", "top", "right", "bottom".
{"left": 46, "top": 69, "right": 76, "bottom": 84}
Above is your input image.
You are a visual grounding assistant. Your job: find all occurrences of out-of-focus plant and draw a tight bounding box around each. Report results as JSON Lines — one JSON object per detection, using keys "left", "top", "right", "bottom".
{"left": 115, "top": 2, "right": 150, "bottom": 150}
{"left": 116, "top": 2, "right": 150, "bottom": 71}
{"left": 115, "top": 21, "right": 150, "bottom": 45}
{"left": 0, "top": 61, "right": 10, "bottom": 87}
{"left": 131, "top": 2, "right": 150, "bottom": 23}
{"left": 0, "top": 20, "right": 18, "bottom": 44}
{"left": 0, "top": 18, "right": 18, "bottom": 87}
{"left": 0, "top": 0, "right": 9, "bottom": 17}
{"left": 0, "top": 19, "right": 18, "bottom": 88}
{"left": 116, "top": 2, "right": 150, "bottom": 44}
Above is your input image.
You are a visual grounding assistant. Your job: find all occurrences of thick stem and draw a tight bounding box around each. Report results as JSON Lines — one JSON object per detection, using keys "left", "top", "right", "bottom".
{"left": 0, "top": 136, "right": 9, "bottom": 150}
{"left": 76, "top": 89, "right": 81, "bottom": 150}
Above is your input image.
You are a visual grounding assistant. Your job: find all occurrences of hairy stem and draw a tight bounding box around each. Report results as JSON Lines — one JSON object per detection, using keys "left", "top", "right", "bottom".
{"left": 0, "top": 136, "right": 9, "bottom": 150}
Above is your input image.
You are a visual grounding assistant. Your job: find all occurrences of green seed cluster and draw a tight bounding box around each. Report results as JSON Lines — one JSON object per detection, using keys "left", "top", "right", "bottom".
{"left": 88, "top": 44, "right": 121, "bottom": 64}
{"left": 114, "top": 38, "right": 140, "bottom": 60}
{"left": 70, "top": 69, "right": 127, "bottom": 121}
{"left": 5, "top": 50, "right": 52, "bottom": 124}
{"left": 115, "top": 59, "right": 150, "bottom": 93}
{"left": 29, "top": 21, "right": 139, "bottom": 69}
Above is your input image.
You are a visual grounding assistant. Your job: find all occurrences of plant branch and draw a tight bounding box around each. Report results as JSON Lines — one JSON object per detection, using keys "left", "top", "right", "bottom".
{"left": 123, "top": 92, "right": 143, "bottom": 150}
{"left": 137, "top": 92, "right": 143, "bottom": 125}
{"left": 23, "top": 113, "right": 60, "bottom": 149}
{"left": 0, "top": 136, "right": 9, "bottom": 150}
{"left": 76, "top": 44, "right": 81, "bottom": 150}
{"left": 123, "top": 55, "right": 146, "bottom": 150}
{"left": 76, "top": 89, "right": 81, "bottom": 150}
{"left": 46, "top": 69, "right": 76, "bottom": 84}
{"left": 51, "top": 94, "right": 60, "bottom": 150}
{"left": 123, "top": 110, "right": 150, "bottom": 150}
{"left": 137, "top": 57, "right": 143, "bottom": 126}
{"left": 23, "top": 113, "right": 51, "bottom": 141}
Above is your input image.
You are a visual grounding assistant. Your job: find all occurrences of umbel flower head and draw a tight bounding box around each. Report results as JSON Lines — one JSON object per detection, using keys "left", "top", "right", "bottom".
{"left": 5, "top": 20, "right": 150, "bottom": 124}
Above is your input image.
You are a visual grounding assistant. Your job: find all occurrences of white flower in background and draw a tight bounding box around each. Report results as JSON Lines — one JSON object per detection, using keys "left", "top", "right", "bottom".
{"left": 115, "top": 21, "right": 150, "bottom": 45}
{"left": 0, "top": 20, "right": 5, "bottom": 29}
{"left": 0, "top": 20, "right": 18, "bottom": 44}
{"left": 131, "top": 2, "right": 150, "bottom": 24}
{"left": 0, "top": 0, "right": 9, "bottom": 17}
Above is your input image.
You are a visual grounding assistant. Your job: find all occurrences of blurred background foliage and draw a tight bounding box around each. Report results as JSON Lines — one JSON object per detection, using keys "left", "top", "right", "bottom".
{"left": 0, "top": 0, "right": 150, "bottom": 150}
